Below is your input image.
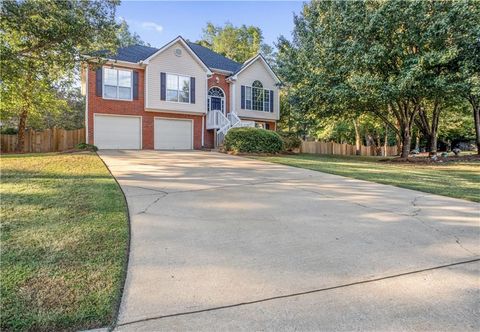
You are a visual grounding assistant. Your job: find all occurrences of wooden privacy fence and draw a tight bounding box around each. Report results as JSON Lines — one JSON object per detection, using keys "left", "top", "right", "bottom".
{"left": 301, "top": 141, "right": 398, "bottom": 157}
{"left": 1, "top": 128, "right": 86, "bottom": 153}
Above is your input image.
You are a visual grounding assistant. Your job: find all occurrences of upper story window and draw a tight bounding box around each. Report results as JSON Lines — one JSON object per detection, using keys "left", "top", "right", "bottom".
{"left": 166, "top": 74, "right": 190, "bottom": 103}
{"left": 103, "top": 67, "right": 132, "bottom": 100}
{"left": 244, "top": 80, "right": 272, "bottom": 112}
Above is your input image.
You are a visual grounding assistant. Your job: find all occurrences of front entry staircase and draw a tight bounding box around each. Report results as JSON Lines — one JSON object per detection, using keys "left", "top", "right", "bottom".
{"left": 206, "top": 110, "right": 255, "bottom": 146}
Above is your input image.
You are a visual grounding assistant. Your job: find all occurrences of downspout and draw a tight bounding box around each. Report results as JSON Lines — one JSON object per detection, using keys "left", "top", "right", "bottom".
{"left": 201, "top": 115, "right": 204, "bottom": 148}
{"left": 204, "top": 73, "right": 210, "bottom": 148}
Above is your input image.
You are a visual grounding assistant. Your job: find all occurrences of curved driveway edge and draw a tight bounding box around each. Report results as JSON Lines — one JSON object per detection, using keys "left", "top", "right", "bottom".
{"left": 99, "top": 150, "right": 480, "bottom": 331}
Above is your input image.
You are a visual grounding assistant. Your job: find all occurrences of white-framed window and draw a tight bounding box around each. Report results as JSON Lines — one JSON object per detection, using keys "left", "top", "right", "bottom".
{"left": 245, "top": 86, "right": 252, "bottom": 110}
{"left": 252, "top": 80, "right": 263, "bottom": 111}
{"left": 264, "top": 89, "right": 270, "bottom": 112}
{"left": 103, "top": 67, "right": 132, "bottom": 100}
{"left": 245, "top": 80, "right": 272, "bottom": 112}
{"left": 166, "top": 73, "right": 190, "bottom": 103}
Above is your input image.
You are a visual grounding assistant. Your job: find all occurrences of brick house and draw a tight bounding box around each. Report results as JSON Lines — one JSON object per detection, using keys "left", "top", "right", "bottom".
{"left": 82, "top": 36, "right": 281, "bottom": 150}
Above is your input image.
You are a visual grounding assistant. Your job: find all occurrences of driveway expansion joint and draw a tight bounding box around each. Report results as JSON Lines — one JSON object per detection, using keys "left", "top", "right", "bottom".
{"left": 115, "top": 258, "right": 480, "bottom": 329}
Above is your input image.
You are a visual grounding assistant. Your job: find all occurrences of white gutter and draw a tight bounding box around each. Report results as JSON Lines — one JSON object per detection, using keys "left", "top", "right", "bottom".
{"left": 83, "top": 55, "right": 144, "bottom": 69}
{"left": 210, "top": 68, "right": 234, "bottom": 75}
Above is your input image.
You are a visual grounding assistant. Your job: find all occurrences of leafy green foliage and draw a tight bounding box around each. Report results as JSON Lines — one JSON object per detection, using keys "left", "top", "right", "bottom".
{"left": 279, "top": 132, "right": 302, "bottom": 151}
{"left": 277, "top": 0, "right": 480, "bottom": 157}
{"left": 196, "top": 22, "right": 273, "bottom": 63}
{"left": 77, "top": 143, "right": 98, "bottom": 152}
{"left": 0, "top": 0, "right": 120, "bottom": 150}
{"left": 117, "top": 18, "right": 150, "bottom": 47}
{"left": 224, "top": 127, "right": 284, "bottom": 153}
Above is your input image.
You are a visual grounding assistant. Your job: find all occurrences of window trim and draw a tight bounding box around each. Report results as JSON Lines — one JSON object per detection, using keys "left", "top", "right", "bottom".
{"left": 102, "top": 67, "right": 133, "bottom": 101}
{"left": 165, "top": 72, "right": 191, "bottom": 104}
{"left": 244, "top": 81, "right": 272, "bottom": 113}
{"left": 208, "top": 86, "right": 226, "bottom": 115}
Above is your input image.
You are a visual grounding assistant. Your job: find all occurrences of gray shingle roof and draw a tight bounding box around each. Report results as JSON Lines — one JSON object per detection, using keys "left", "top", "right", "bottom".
{"left": 185, "top": 41, "right": 242, "bottom": 73}
{"left": 94, "top": 41, "right": 243, "bottom": 73}
{"left": 92, "top": 45, "right": 158, "bottom": 63}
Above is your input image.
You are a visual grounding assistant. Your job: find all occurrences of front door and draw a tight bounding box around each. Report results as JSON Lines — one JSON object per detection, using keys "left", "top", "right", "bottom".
{"left": 210, "top": 96, "right": 223, "bottom": 115}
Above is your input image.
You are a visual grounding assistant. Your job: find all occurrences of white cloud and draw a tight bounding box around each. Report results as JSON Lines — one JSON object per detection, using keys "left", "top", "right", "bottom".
{"left": 141, "top": 21, "right": 163, "bottom": 33}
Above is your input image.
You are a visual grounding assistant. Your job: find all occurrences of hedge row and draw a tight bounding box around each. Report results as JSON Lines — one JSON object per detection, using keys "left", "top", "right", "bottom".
{"left": 224, "top": 127, "right": 284, "bottom": 153}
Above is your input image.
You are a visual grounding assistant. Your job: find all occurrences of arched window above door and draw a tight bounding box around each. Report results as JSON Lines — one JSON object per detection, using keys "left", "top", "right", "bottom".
{"left": 208, "top": 87, "right": 224, "bottom": 97}
{"left": 208, "top": 87, "right": 225, "bottom": 114}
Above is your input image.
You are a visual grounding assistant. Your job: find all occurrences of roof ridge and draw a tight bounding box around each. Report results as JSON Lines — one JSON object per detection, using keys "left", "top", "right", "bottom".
{"left": 186, "top": 41, "right": 242, "bottom": 66}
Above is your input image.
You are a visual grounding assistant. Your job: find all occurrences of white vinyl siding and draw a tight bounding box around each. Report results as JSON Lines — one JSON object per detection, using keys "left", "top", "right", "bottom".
{"left": 235, "top": 59, "right": 279, "bottom": 120}
{"left": 94, "top": 115, "right": 141, "bottom": 149}
{"left": 146, "top": 41, "right": 207, "bottom": 113}
{"left": 154, "top": 118, "right": 193, "bottom": 150}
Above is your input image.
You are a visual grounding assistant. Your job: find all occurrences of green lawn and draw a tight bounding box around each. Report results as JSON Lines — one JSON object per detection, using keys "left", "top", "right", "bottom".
{"left": 0, "top": 152, "right": 129, "bottom": 331}
{"left": 252, "top": 154, "right": 480, "bottom": 202}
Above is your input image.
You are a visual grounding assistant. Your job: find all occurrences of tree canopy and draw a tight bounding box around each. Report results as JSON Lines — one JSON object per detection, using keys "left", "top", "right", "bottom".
{"left": 117, "top": 18, "right": 150, "bottom": 48}
{"left": 196, "top": 22, "right": 273, "bottom": 63}
{"left": 0, "top": 0, "right": 121, "bottom": 150}
{"left": 277, "top": 0, "right": 480, "bottom": 157}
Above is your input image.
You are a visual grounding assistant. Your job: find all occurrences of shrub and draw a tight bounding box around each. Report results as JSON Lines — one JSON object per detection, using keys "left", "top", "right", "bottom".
{"left": 1, "top": 128, "right": 18, "bottom": 135}
{"left": 279, "top": 132, "right": 302, "bottom": 151}
{"left": 224, "top": 127, "right": 284, "bottom": 153}
{"left": 76, "top": 143, "right": 98, "bottom": 152}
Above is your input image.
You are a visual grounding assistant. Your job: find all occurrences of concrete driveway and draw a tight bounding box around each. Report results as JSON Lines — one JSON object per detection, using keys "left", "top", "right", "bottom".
{"left": 99, "top": 150, "right": 480, "bottom": 331}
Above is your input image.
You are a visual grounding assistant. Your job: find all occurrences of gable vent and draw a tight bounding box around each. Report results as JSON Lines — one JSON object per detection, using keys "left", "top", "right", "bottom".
{"left": 174, "top": 48, "right": 182, "bottom": 57}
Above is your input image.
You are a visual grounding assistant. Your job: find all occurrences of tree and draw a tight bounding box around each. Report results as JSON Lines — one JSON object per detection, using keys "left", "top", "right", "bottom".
{"left": 454, "top": 3, "right": 480, "bottom": 154}
{"left": 277, "top": 0, "right": 480, "bottom": 158}
{"left": 117, "top": 18, "right": 150, "bottom": 47}
{"left": 197, "top": 22, "right": 273, "bottom": 63}
{"left": 0, "top": 0, "right": 120, "bottom": 151}
{"left": 44, "top": 78, "right": 86, "bottom": 130}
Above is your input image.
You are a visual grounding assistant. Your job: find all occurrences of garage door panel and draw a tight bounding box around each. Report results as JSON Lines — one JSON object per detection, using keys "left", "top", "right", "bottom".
{"left": 155, "top": 119, "right": 192, "bottom": 150}
{"left": 94, "top": 115, "right": 141, "bottom": 149}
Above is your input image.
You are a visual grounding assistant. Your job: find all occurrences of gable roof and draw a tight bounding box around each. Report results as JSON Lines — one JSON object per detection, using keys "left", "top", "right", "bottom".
{"left": 230, "top": 54, "right": 281, "bottom": 84}
{"left": 91, "top": 37, "right": 277, "bottom": 81}
{"left": 93, "top": 38, "right": 242, "bottom": 73}
{"left": 185, "top": 41, "right": 242, "bottom": 73}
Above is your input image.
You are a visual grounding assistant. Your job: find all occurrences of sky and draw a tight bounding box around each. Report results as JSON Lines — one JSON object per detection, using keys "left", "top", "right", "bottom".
{"left": 117, "top": 1, "right": 305, "bottom": 49}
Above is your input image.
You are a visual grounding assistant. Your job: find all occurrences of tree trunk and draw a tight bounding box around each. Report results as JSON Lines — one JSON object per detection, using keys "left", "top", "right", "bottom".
{"left": 416, "top": 101, "right": 441, "bottom": 155}
{"left": 16, "top": 109, "right": 28, "bottom": 152}
{"left": 395, "top": 119, "right": 402, "bottom": 156}
{"left": 353, "top": 118, "right": 361, "bottom": 155}
{"left": 429, "top": 129, "right": 437, "bottom": 155}
{"left": 401, "top": 128, "right": 412, "bottom": 159}
{"left": 471, "top": 97, "right": 480, "bottom": 155}
{"left": 414, "top": 129, "right": 420, "bottom": 151}
{"left": 374, "top": 133, "right": 382, "bottom": 156}
{"left": 384, "top": 126, "right": 388, "bottom": 156}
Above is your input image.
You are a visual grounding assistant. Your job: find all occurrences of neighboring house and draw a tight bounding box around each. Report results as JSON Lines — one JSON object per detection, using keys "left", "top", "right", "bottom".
{"left": 81, "top": 36, "right": 281, "bottom": 150}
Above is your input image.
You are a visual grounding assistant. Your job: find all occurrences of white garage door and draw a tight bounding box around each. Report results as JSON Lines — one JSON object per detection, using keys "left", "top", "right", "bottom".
{"left": 94, "top": 115, "right": 141, "bottom": 149}
{"left": 155, "top": 118, "right": 193, "bottom": 150}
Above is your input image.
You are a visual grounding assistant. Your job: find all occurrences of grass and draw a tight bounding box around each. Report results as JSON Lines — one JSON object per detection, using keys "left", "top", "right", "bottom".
{"left": 0, "top": 152, "right": 129, "bottom": 331}
{"left": 252, "top": 154, "right": 480, "bottom": 202}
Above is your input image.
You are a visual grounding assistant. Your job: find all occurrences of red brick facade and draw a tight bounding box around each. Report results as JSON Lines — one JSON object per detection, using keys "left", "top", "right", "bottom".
{"left": 204, "top": 73, "right": 232, "bottom": 148}
{"left": 87, "top": 66, "right": 203, "bottom": 149}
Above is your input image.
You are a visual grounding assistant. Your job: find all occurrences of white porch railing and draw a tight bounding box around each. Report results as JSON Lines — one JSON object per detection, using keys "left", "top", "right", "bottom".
{"left": 206, "top": 110, "right": 255, "bottom": 146}
{"left": 206, "top": 110, "right": 229, "bottom": 130}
